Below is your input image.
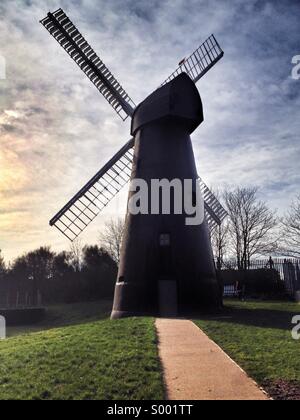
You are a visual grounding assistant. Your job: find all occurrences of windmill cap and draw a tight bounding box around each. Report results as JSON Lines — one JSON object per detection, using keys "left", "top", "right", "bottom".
{"left": 131, "top": 73, "right": 203, "bottom": 136}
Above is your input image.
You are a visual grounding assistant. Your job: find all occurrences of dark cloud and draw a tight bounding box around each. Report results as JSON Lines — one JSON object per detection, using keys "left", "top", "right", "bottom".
{"left": 1, "top": 123, "right": 18, "bottom": 133}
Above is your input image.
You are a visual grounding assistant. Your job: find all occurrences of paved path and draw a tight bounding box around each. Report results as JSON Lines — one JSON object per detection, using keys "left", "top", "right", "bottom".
{"left": 156, "top": 318, "right": 269, "bottom": 400}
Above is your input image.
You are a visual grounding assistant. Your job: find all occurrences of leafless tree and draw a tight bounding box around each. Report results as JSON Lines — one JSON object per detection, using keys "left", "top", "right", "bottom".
{"left": 280, "top": 195, "right": 300, "bottom": 258}
{"left": 211, "top": 221, "right": 230, "bottom": 269}
{"left": 99, "top": 218, "right": 125, "bottom": 265}
{"left": 224, "top": 187, "right": 278, "bottom": 269}
{"left": 69, "top": 238, "right": 83, "bottom": 272}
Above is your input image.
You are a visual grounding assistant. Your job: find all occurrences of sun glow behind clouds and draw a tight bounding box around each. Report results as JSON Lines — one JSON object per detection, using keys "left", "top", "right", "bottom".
{"left": 4, "top": 110, "right": 23, "bottom": 119}
{"left": 0, "top": 110, "right": 27, "bottom": 186}
{"left": 0, "top": 109, "right": 31, "bottom": 240}
{"left": 0, "top": 148, "right": 27, "bottom": 192}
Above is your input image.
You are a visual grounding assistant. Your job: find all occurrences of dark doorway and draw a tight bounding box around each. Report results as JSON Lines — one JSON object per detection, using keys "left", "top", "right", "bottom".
{"left": 159, "top": 280, "right": 178, "bottom": 317}
{"left": 158, "top": 233, "right": 178, "bottom": 317}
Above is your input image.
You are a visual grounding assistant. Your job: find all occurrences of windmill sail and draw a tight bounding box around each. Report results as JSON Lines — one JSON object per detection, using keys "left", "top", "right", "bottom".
{"left": 40, "top": 9, "right": 135, "bottom": 120}
{"left": 161, "top": 34, "right": 224, "bottom": 86}
{"left": 199, "top": 177, "right": 228, "bottom": 231}
{"left": 50, "top": 139, "right": 134, "bottom": 241}
{"left": 50, "top": 137, "right": 227, "bottom": 240}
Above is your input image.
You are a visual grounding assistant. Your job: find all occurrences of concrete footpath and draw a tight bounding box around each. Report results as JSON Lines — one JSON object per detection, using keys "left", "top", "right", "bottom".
{"left": 156, "top": 318, "right": 269, "bottom": 400}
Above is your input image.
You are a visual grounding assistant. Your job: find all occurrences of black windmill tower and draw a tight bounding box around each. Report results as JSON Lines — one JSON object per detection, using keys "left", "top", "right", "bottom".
{"left": 40, "top": 9, "right": 228, "bottom": 318}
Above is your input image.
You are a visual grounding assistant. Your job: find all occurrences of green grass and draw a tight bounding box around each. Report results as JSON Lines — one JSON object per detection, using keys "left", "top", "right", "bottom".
{"left": 0, "top": 302, "right": 164, "bottom": 400}
{"left": 194, "top": 300, "right": 300, "bottom": 386}
{"left": 3, "top": 298, "right": 298, "bottom": 400}
{"left": 6, "top": 300, "right": 113, "bottom": 338}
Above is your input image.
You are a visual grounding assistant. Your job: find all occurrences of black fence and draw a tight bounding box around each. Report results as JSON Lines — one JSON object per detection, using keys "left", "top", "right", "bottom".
{"left": 220, "top": 258, "right": 300, "bottom": 299}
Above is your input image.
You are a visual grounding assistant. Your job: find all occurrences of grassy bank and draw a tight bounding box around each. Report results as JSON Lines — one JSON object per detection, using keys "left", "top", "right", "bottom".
{"left": 0, "top": 302, "right": 164, "bottom": 400}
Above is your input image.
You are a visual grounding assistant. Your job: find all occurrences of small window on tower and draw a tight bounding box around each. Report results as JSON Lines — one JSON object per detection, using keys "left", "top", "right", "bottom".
{"left": 159, "top": 233, "right": 171, "bottom": 247}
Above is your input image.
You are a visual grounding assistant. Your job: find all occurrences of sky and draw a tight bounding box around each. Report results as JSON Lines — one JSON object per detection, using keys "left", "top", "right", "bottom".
{"left": 0, "top": 0, "right": 299, "bottom": 262}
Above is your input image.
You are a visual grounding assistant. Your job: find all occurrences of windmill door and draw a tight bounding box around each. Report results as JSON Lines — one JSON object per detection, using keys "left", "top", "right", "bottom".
{"left": 159, "top": 280, "right": 178, "bottom": 317}
{"left": 158, "top": 233, "right": 178, "bottom": 317}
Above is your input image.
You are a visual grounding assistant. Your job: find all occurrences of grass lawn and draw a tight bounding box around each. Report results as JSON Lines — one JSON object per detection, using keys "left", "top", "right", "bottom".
{"left": 1, "top": 298, "right": 299, "bottom": 400}
{"left": 0, "top": 301, "right": 164, "bottom": 400}
{"left": 194, "top": 299, "right": 300, "bottom": 399}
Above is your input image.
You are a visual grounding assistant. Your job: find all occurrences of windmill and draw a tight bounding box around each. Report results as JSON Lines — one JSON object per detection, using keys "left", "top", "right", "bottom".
{"left": 40, "top": 8, "right": 227, "bottom": 318}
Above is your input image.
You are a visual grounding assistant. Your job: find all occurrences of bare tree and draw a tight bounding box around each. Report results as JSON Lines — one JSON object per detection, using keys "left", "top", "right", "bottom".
{"left": 99, "top": 218, "right": 125, "bottom": 264}
{"left": 69, "top": 239, "right": 83, "bottom": 272}
{"left": 211, "top": 221, "right": 230, "bottom": 269}
{"left": 224, "top": 187, "right": 278, "bottom": 269}
{"left": 280, "top": 195, "right": 300, "bottom": 258}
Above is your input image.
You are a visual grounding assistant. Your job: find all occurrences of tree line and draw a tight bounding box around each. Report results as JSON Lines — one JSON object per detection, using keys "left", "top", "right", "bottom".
{"left": 0, "top": 186, "right": 299, "bottom": 307}
{"left": 0, "top": 244, "right": 117, "bottom": 307}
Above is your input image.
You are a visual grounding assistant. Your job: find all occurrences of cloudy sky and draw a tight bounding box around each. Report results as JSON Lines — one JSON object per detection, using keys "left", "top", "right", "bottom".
{"left": 0, "top": 0, "right": 299, "bottom": 262}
